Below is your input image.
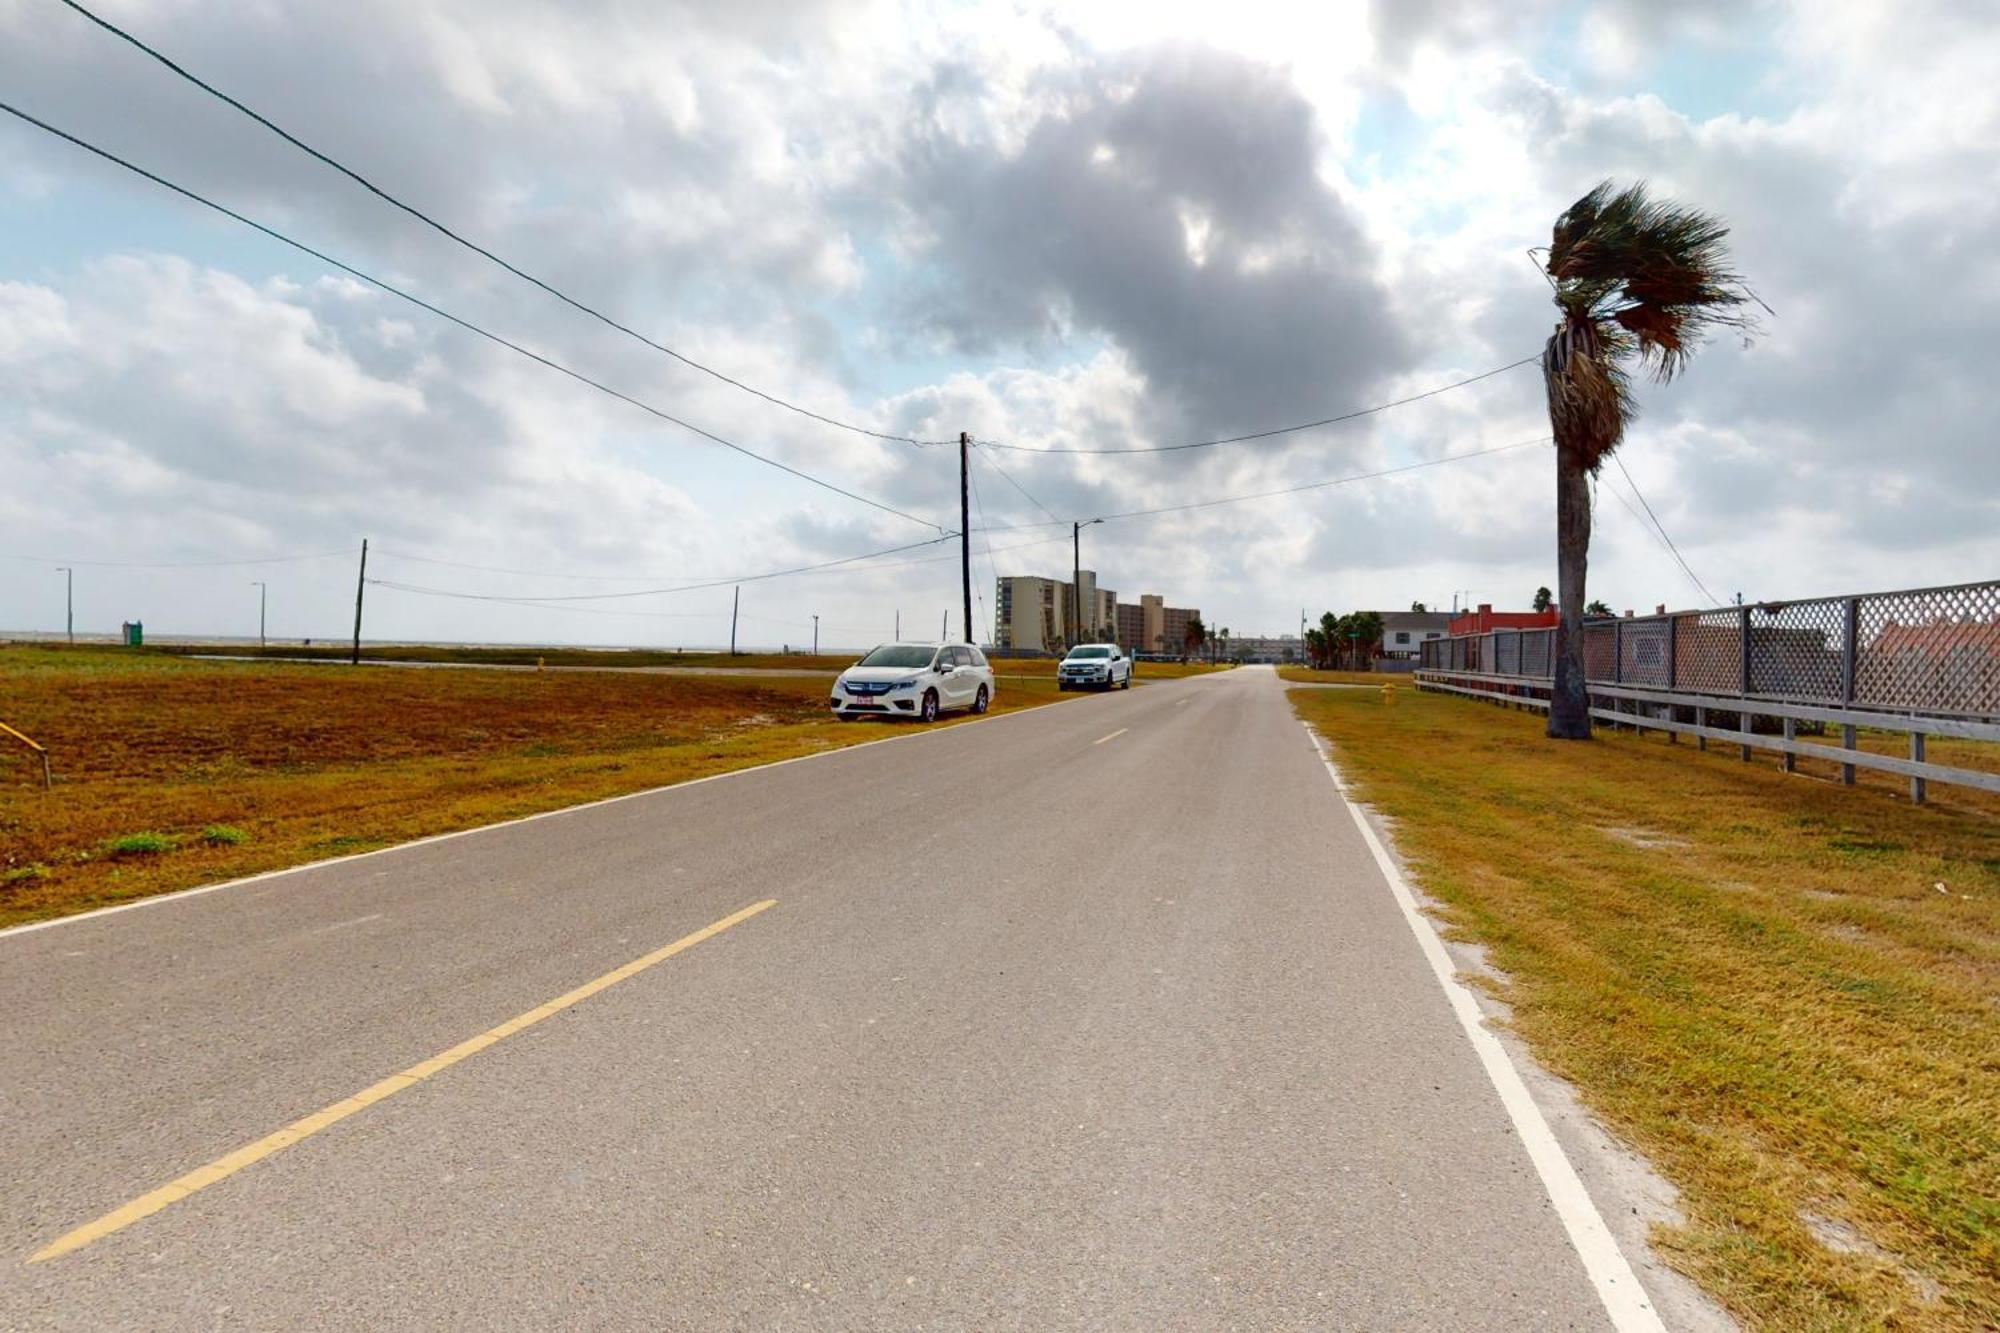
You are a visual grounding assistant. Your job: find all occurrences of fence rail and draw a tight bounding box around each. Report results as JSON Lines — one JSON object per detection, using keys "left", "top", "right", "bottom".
{"left": 1420, "top": 577, "right": 2000, "bottom": 720}
{"left": 1414, "top": 577, "right": 2000, "bottom": 803}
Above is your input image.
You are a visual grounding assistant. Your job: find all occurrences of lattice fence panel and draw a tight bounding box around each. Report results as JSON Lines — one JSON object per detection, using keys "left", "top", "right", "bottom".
{"left": 1520, "top": 629, "right": 1553, "bottom": 678}
{"left": 1495, "top": 631, "right": 1521, "bottom": 677}
{"left": 1619, "top": 617, "right": 1673, "bottom": 687}
{"left": 1583, "top": 622, "right": 1617, "bottom": 682}
{"left": 1674, "top": 611, "right": 1742, "bottom": 694}
{"left": 1747, "top": 598, "right": 1845, "bottom": 702}
{"left": 1854, "top": 582, "right": 2000, "bottom": 718}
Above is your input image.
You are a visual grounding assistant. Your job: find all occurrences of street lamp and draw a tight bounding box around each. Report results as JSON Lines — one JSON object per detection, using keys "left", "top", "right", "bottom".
{"left": 811, "top": 614, "right": 819, "bottom": 656}
{"left": 1072, "top": 518, "right": 1104, "bottom": 646}
{"left": 56, "top": 566, "right": 73, "bottom": 644}
{"left": 251, "top": 580, "right": 267, "bottom": 649}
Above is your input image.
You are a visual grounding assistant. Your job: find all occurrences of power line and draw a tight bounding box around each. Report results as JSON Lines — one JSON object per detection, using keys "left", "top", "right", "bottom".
{"left": 366, "top": 534, "right": 959, "bottom": 604}
{"left": 0, "top": 100, "right": 945, "bottom": 533}
{"left": 974, "top": 357, "right": 1539, "bottom": 455}
{"left": 973, "top": 443, "right": 1063, "bottom": 523}
{"left": 53, "top": 0, "right": 943, "bottom": 451}
{"left": 971, "top": 437, "right": 1551, "bottom": 534}
{"left": 1, "top": 547, "right": 349, "bottom": 568}
{"left": 1606, "top": 455, "right": 1720, "bottom": 605}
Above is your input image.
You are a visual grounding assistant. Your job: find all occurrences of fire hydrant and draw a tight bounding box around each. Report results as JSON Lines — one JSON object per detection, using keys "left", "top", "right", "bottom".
{"left": 1380, "top": 683, "right": 1396, "bottom": 705}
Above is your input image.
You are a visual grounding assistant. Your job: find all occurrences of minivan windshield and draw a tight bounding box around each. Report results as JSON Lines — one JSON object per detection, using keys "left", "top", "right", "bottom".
{"left": 1065, "top": 646, "right": 1112, "bottom": 659}
{"left": 857, "top": 645, "right": 937, "bottom": 669}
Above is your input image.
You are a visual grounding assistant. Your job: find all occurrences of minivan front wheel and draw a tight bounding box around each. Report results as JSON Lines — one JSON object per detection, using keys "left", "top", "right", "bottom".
{"left": 973, "top": 685, "right": 990, "bottom": 714}
{"left": 920, "top": 690, "right": 940, "bottom": 723}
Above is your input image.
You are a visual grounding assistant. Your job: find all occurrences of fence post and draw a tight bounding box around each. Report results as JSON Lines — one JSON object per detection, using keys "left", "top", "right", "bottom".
{"left": 1741, "top": 707, "right": 1753, "bottom": 763}
{"left": 1696, "top": 705, "right": 1707, "bottom": 752}
{"left": 1739, "top": 604, "right": 1752, "bottom": 698}
{"left": 1910, "top": 732, "right": 1926, "bottom": 804}
{"left": 1614, "top": 619, "right": 1624, "bottom": 684}
{"left": 1782, "top": 717, "right": 1796, "bottom": 773}
{"left": 1841, "top": 597, "right": 1859, "bottom": 786}
{"left": 1665, "top": 614, "right": 1677, "bottom": 691}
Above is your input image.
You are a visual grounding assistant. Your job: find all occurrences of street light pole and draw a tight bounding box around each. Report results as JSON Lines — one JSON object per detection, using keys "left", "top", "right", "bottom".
{"left": 57, "top": 567, "right": 72, "bottom": 644}
{"left": 811, "top": 615, "right": 818, "bottom": 656}
{"left": 252, "top": 580, "right": 267, "bottom": 649}
{"left": 1072, "top": 518, "right": 1103, "bottom": 646}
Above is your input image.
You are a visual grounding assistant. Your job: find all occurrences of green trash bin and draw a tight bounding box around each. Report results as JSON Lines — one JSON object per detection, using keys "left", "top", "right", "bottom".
{"left": 122, "top": 621, "right": 144, "bottom": 647}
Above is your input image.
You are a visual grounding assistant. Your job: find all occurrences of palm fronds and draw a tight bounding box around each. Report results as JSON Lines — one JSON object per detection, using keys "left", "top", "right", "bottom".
{"left": 1541, "top": 180, "right": 1756, "bottom": 472}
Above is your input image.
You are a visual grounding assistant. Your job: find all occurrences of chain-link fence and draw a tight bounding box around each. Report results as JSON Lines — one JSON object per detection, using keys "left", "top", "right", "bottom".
{"left": 1419, "top": 578, "right": 2000, "bottom": 721}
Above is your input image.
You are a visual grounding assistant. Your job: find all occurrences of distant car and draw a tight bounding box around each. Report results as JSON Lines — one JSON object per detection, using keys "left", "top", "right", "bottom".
{"left": 1057, "top": 643, "right": 1133, "bottom": 691}
{"left": 831, "top": 642, "right": 994, "bottom": 722}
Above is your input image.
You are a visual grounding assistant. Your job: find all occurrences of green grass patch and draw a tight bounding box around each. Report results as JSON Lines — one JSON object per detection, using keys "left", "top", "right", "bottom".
{"left": 200, "top": 824, "right": 249, "bottom": 846}
{"left": 102, "top": 831, "right": 177, "bottom": 857}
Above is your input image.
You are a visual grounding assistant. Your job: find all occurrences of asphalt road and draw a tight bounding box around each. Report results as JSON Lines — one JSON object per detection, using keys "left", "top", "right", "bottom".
{"left": 2, "top": 667, "right": 1630, "bottom": 1330}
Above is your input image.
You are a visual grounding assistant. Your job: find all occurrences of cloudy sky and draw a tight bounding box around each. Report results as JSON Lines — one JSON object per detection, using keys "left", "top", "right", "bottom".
{"left": 2, "top": 0, "right": 1995, "bottom": 650}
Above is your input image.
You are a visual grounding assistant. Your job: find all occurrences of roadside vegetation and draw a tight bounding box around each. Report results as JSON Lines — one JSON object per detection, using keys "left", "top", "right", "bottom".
{"left": 1291, "top": 684, "right": 1998, "bottom": 1329}
{"left": 1275, "top": 666, "right": 1406, "bottom": 687}
{"left": 0, "top": 644, "right": 1069, "bottom": 927}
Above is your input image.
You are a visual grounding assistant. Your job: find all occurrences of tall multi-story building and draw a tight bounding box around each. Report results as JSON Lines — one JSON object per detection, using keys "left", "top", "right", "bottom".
{"left": 1140, "top": 594, "right": 1164, "bottom": 654}
{"left": 994, "top": 576, "right": 1064, "bottom": 651}
{"left": 997, "top": 574, "right": 1199, "bottom": 655}
{"left": 1115, "top": 602, "right": 1146, "bottom": 651}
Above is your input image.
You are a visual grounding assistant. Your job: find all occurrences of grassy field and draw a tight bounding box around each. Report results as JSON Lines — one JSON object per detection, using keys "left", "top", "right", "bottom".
{"left": 150, "top": 643, "right": 1237, "bottom": 682}
{"left": 0, "top": 645, "right": 1069, "bottom": 928}
{"left": 1291, "top": 684, "right": 1998, "bottom": 1330}
{"left": 1276, "top": 666, "right": 1412, "bottom": 686}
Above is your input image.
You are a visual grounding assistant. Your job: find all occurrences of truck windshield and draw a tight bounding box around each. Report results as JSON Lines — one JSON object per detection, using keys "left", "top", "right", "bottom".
{"left": 1066, "top": 647, "right": 1111, "bottom": 660}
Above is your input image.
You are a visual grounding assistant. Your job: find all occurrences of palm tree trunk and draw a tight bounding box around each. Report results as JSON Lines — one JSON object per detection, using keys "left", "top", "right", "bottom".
{"left": 1548, "top": 446, "right": 1593, "bottom": 739}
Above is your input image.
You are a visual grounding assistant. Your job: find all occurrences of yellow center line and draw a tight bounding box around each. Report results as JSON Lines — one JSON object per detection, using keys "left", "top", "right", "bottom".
{"left": 29, "top": 898, "right": 777, "bottom": 1264}
{"left": 1093, "top": 728, "right": 1129, "bottom": 745}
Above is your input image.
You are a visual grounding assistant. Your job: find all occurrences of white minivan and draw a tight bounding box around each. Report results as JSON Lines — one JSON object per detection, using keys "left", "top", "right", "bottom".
{"left": 831, "top": 643, "right": 996, "bottom": 722}
{"left": 1057, "top": 643, "right": 1133, "bottom": 691}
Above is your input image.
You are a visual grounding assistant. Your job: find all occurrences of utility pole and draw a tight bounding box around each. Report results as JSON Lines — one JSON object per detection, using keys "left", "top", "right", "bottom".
{"left": 57, "top": 567, "right": 72, "bottom": 644}
{"left": 1072, "top": 518, "right": 1104, "bottom": 645}
{"left": 941, "top": 609, "right": 948, "bottom": 643}
{"left": 895, "top": 609, "right": 900, "bottom": 640}
{"left": 959, "top": 431, "right": 973, "bottom": 650}
{"left": 811, "top": 614, "right": 818, "bottom": 656}
{"left": 730, "top": 585, "right": 740, "bottom": 655}
{"left": 350, "top": 539, "right": 368, "bottom": 665}
{"left": 252, "top": 580, "right": 267, "bottom": 649}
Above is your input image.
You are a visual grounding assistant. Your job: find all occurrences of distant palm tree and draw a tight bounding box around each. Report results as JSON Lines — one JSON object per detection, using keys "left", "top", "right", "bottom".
{"left": 1183, "top": 614, "right": 1206, "bottom": 661}
{"left": 1532, "top": 586, "right": 1553, "bottom": 613}
{"left": 1410, "top": 601, "right": 1427, "bottom": 613}
{"left": 1541, "top": 181, "right": 1755, "bottom": 739}
{"left": 1586, "top": 599, "right": 1614, "bottom": 617}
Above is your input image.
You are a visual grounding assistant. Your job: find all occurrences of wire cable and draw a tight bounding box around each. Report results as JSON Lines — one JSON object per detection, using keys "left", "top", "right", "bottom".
{"left": 1, "top": 547, "right": 350, "bottom": 568}
{"left": 1612, "top": 453, "right": 1718, "bottom": 605}
{"left": 53, "top": 0, "right": 943, "bottom": 450}
{"left": 366, "top": 534, "right": 958, "bottom": 603}
{"left": 0, "top": 100, "right": 945, "bottom": 533}
{"left": 973, "top": 442, "right": 1063, "bottom": 523}
{"left": 968, "top": 437, "right": 1550, "bottom": 534}
{"left": 974, "top": 357, "right": 1539, "bottom": 455}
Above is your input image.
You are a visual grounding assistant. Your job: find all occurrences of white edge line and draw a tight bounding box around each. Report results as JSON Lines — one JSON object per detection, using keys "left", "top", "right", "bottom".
{"left": 1092, "top": 728, "right": 1129, "bottom": 745}
{"left": 1, "top": 695, "right": 1063, "bottom": 942}
{"left": 1300, "top": 720, "right": 1668, "bottom": 1333}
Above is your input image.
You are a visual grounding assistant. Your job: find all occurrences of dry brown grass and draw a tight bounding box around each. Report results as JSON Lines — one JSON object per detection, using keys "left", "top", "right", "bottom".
{"left": 1291, "top": 683, "right": 1999, "bottom": 1330}
{"left": 0, "top": 645, "right": 1063, "bottom": 927}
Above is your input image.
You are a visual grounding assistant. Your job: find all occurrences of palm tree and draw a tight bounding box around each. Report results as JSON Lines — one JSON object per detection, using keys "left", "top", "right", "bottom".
{"left": 1541, "top": 181, "right": 1755, "bottom": 738}
{"left": 1410, "top": 601, "right": 1427, "bottom": 613}
{"left": 1183, "top": 614, "right": 1206, "bottom": 661}
{"left": 1586, "top": 599, "right": 1613, "bottom": 617}
{"left": 1532, "top": 586, "right": 1553, "bottom": 613}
